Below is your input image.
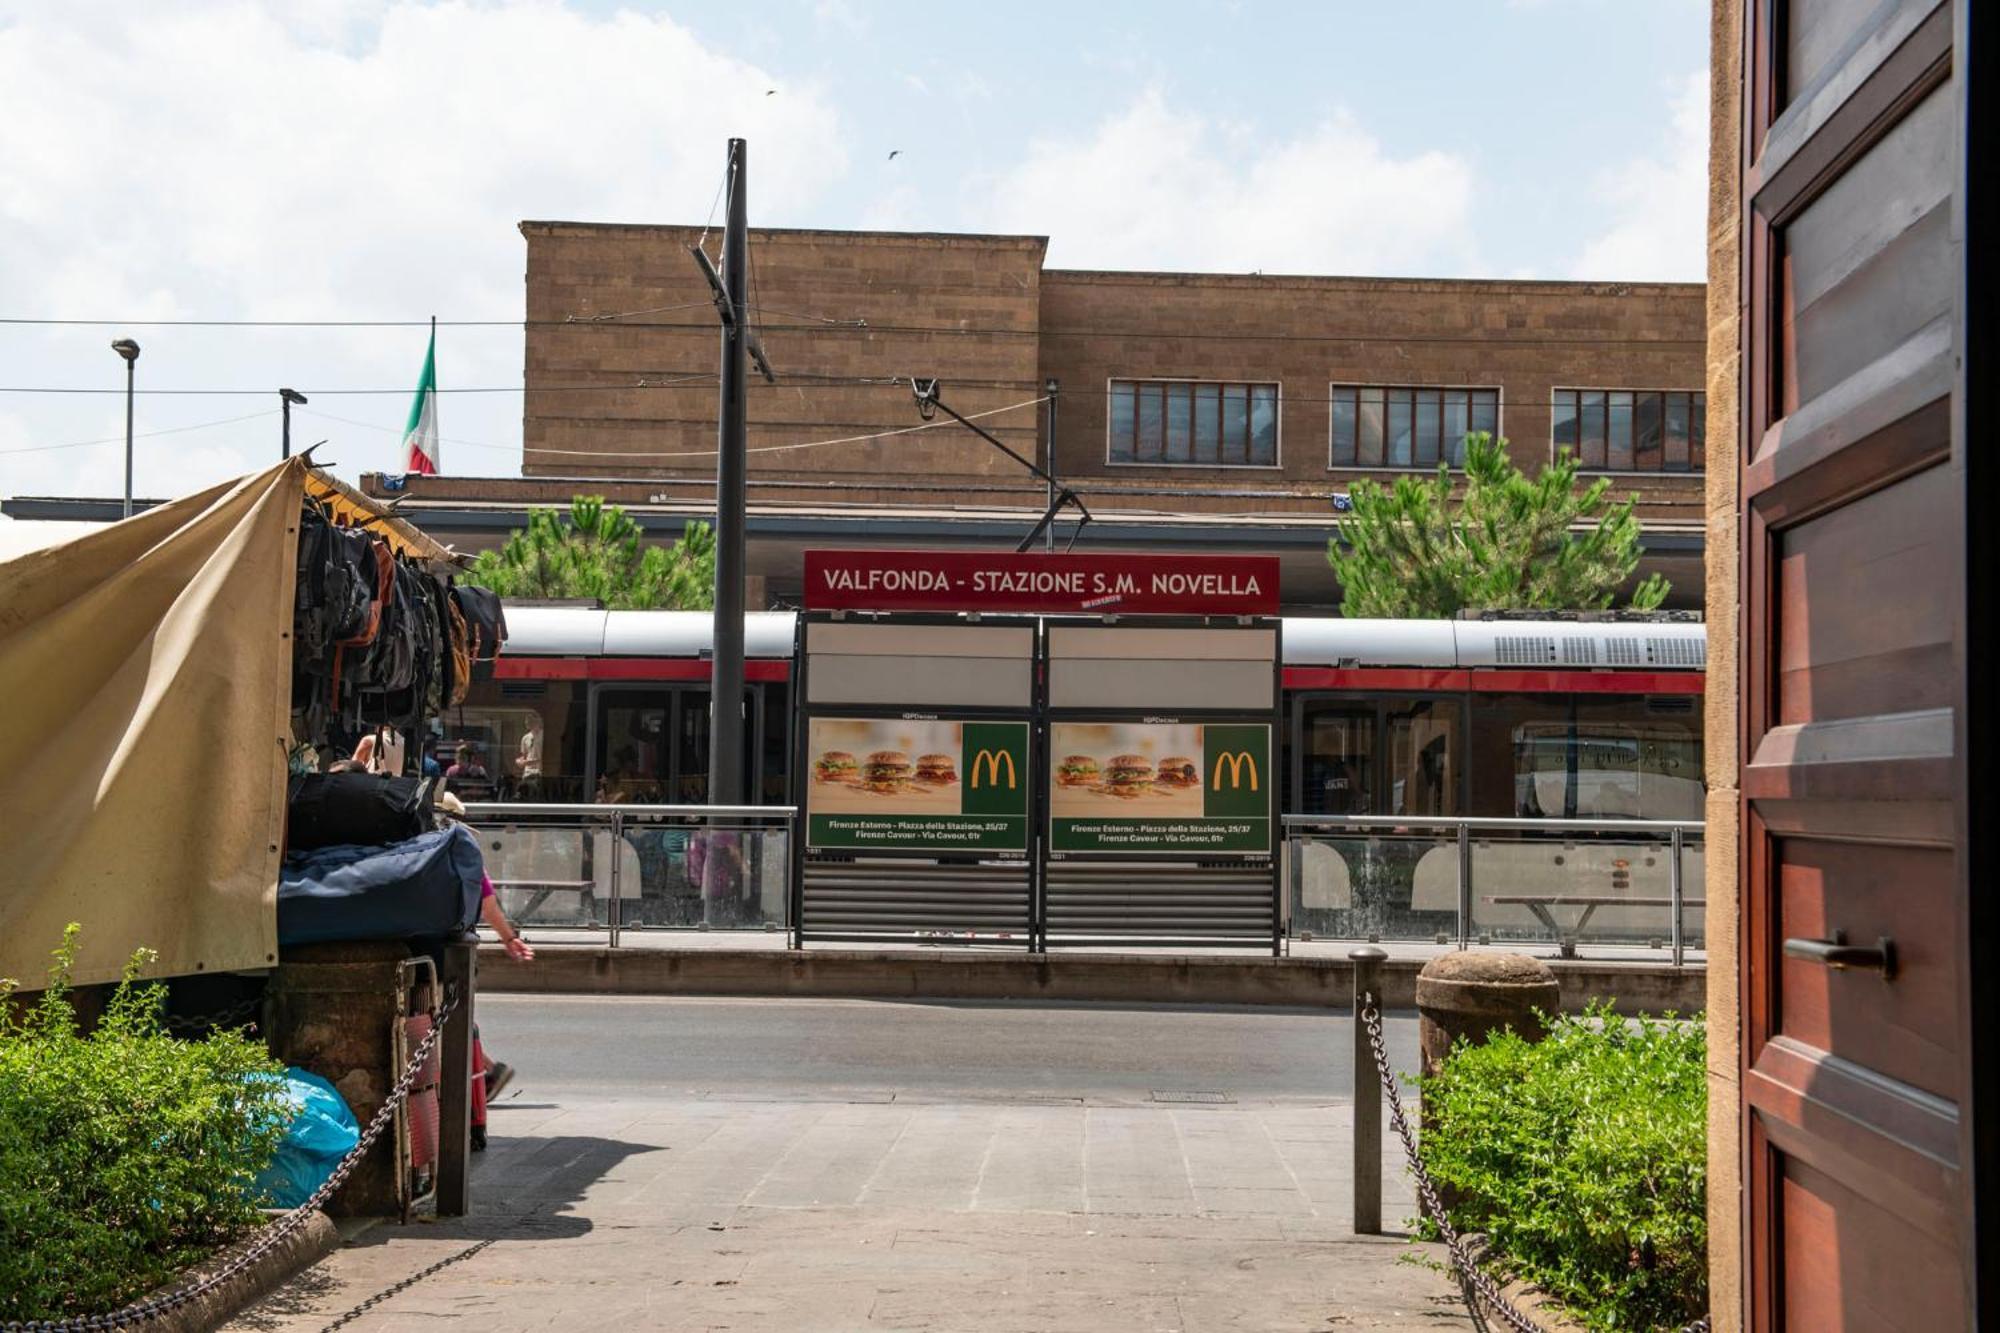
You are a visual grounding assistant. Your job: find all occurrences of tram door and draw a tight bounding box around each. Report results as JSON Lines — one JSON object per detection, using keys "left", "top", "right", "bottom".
{"left": 589, "top": 685, "right": 761, "bottom": 804}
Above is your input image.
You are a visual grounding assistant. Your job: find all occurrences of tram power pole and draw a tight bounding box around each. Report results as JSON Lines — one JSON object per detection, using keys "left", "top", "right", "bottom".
{"left": 911, "top": 378, "right": 1091, "bottom": 552}
{"left": 691, "top": 138, "right": 773, "bottom": 813}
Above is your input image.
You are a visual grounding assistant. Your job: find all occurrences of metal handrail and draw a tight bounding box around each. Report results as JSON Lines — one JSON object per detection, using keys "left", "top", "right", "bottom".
{"left": 461, "top": 802, "right": 795, "bottom": 820}
{"left": 1281, "top": 814, "right": 1703, "bottom": 834}
{"left": 1283, "top": 813, "right": 1704, "bottom": 966}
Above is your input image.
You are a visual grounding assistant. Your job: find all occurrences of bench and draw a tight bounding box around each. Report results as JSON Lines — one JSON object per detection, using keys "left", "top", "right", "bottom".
{"left": 1485, "top": 894, "right": 1708, "bottom": 959}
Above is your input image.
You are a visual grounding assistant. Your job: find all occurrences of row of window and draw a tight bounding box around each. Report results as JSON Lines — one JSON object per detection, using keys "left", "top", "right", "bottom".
{"left": 1107, "top": 380, "right": 1280, "bottom": 466}
{"left": 1103, "top": 379, "right": 1706, "bottom": 473}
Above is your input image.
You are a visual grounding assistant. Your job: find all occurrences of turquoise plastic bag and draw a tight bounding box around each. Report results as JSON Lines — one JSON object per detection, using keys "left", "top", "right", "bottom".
{"left": 254, "top": 1068, "right": 360, "bottom": 1209}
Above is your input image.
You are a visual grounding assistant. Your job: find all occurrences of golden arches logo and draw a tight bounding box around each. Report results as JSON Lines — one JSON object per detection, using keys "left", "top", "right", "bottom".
{"left": 1211, "top": 751, "right": 1259, "bottom": 792}
{"left": 970, "top": 749, "right": 1018, "bottom": 789}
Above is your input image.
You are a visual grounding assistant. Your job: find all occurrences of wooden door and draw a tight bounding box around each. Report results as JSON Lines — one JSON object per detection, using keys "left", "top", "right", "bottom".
{"left": 1736, "top": 0, "right": 1987, "bottom": 1326}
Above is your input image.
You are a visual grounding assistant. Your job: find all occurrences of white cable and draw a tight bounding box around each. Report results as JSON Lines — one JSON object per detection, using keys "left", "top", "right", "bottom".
{"left": 523, "top": 394, "right": 1049, "bottom": 460}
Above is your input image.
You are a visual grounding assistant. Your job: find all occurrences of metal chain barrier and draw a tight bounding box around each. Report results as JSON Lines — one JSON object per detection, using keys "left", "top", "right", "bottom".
{"left": 314, "top": 1237, "right": 494, "bottom": 1333}
{"left": 162, "top": 995, "right": 264, "bottom": 1036}
{"left": 1358, "top": 999, "right": 1711, "bottom": 1333}
{"left": 3, "top": 986, "right": 461, "bottom": 1333}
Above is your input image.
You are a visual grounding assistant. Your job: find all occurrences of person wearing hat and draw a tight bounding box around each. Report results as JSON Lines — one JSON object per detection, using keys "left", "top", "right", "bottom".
{"left": 436, "top": 791, "right": 535, "bottom": 964}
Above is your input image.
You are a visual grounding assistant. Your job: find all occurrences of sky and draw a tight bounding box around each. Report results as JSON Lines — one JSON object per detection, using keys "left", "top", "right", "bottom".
{"left": 0, "top": 0, "right": 1710, "bottom": 507}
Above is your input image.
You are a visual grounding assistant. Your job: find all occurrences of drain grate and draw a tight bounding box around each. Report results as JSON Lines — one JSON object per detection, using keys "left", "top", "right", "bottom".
{"left": 1152, "top": 1090, "right": 1233, "bottom": 1104}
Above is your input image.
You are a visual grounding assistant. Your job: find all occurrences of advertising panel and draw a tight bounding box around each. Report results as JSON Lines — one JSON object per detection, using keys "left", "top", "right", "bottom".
{"left": 805, "top": 549, "right": 1280, "bottom": 616}
{"left": 806, "top": 717, "right": 1030, "bottom": 852}
{"left": 1048, "top": 722, "right": 1272, "bottom": 854}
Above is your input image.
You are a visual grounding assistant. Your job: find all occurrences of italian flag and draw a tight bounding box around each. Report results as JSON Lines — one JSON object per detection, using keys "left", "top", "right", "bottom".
{"left": 402, "top": 324, "right": 440, "bottom": 475}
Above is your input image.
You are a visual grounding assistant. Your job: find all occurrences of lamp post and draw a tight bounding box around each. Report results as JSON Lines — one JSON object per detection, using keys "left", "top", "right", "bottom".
{"left": 111, "top": 339, "right": 140, "bottom": 518}
{"left": 280, "top": 388, "right": 308, "bottom": 460}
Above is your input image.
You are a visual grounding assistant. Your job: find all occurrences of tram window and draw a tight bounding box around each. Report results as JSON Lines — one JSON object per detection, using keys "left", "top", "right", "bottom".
{"left": 1514, "top": 695, "right": 1703, "bottom": 820}
{"left": 761, "top": 683, "right": 791, "bottom": 804}
{"left": 1385, "top": 699, "right": 1460, "bottom": 816}
{"left": 448, "top": 680, "right": 587, "bottom": 802}
{"left": 676, "top": 690, "right": 711, "bottom": 802}
{"left": 1298, "top": 701, "right": 1375, "bottom": 815}
{"left": 1468, "top": 693, "right": 1572, "bottom": 816}
{"left": 597, "top": 696, "right": 668, "bottom": 804}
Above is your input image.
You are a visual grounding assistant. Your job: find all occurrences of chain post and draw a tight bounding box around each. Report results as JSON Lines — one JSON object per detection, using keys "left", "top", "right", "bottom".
{"left": 1670, "top": 824, "right": 1685, "bottom": 968}
{"left": 1455, "top": 822, "right": 1472, "bottom": 950}
{"left": 1350, "top": 945, "right": 1388, "bottom": 1234}
{"left": 608, "top": 807, "right": 623, "bottom": 949}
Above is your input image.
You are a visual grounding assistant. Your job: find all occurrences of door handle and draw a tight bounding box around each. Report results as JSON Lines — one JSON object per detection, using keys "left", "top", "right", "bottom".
{"left": 1783, "top": 930, "right": 1896, "bottom": 980}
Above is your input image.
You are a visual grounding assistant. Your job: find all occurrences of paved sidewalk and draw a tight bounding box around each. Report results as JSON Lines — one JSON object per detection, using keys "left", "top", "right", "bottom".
{"left": 228, "top": 1095, "right": 1471, "bottom": 1332}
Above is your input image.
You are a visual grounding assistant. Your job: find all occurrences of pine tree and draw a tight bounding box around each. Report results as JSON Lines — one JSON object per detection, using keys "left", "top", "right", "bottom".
{"left": 469, "top": 496, "right": 716, "bottom": 610}
{"left": 1327, "top": 433, "right": 1669, "bottom": 618}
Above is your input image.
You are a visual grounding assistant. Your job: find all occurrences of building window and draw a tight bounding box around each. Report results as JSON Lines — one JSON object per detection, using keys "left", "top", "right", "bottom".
{"left": 1329, "top": 385, "right": 1499, "bottom": 468}
{"left": 1108, "top": 379, "right": 1278, "bottom": 466}
{"left": 1552, "top": 389, "right": 1705, "bottom": 471}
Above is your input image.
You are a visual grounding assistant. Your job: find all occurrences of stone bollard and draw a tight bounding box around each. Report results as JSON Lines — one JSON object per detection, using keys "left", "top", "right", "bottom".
{"left": 1414, "top": 951, "right": 1562, "bottom": 1083}
{"left": 1414, "top": 952, "right": 1560, "bottom": 1218}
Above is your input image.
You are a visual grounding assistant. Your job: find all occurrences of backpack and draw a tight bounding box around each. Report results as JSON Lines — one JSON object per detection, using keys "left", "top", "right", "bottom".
{"left": 445, "top": 596, "right": 472, "bottom": 707}
{"left": 450, "top": 584, "right": 507, "bottom": 661}
{"left": 327, "top": 536, "right": 396, "bottom": 719}
{"left": 285, "top": 771, "right": 437, "bottom": 852}
{"left": 361, "top": 562, "right": 422, "bottom": 697}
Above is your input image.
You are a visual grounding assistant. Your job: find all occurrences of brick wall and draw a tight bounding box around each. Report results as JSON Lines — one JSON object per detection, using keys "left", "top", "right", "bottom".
{"left": 1038, "top": 269, "right": 1707, "bottom": 520}
{"left": 522, "top": 222, "right": 1047, "bottom": 483}
{"left": 518, "top": 222, "right": 1707, "bottom": 534}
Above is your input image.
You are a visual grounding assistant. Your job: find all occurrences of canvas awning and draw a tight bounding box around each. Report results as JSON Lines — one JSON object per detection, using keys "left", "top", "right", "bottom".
{"left": 0, "top": 458, "right": 445, "bottom": 989}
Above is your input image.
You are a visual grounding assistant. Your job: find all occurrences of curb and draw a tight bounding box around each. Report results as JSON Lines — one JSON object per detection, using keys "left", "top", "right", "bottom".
{"left": 134, "top": 1209, "right": 340, "bottom": 1333}
{"left": 476, "top": 945, "right": 1704, "bottom": 1015}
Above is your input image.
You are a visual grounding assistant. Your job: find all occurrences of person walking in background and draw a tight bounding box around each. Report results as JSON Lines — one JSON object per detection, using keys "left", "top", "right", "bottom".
{"left": 514, "top": 716, "right": 543, "bottom": 799}
{"left": 351, "top": 723, "right": 406, "bottom": 777}
{"left": 436, "top": 791, "right": 529, "bottom": 1149}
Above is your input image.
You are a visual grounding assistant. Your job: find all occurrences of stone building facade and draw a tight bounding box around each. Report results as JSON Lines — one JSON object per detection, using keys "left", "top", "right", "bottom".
{"left": 361, "top": 221, "right": 1708, "bottom": 610}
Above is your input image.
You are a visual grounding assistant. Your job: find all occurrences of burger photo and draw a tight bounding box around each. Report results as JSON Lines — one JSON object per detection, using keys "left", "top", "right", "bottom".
{"left": 815, "top": 750, "right": 860, "bottom": 784}
{"left": 864, "top": 749, "right": 913, "bottom": 793}
{"left": 1104, "top": 754, "right": 1153, "bottom": 798}
{"left": 1155, "top": 755, "right": 1200, "bottom": 789}
{"left": 914, "top": 752, "right": 958, "bottom": 786}
{"left": 1056, "top": 755, "right": 1101, "bottom": 788}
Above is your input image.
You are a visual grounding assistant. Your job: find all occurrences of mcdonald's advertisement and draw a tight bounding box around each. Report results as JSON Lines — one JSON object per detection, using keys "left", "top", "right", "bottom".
{"left": 1048, "top": 722, "right": 1271, "bottom": 854}
{"left": 806, "top": 718, "right": 1030, "bottom": 852}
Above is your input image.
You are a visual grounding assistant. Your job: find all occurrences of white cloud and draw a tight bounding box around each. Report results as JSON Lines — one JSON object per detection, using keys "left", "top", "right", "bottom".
{"left": 1569, "top": 69, "right": 1708, "bottom": 281}
{"left": 0, "top": 0, "right": 846, "bottom": 498}
{"left": 977, "top": 90, "right": 1478, "bottom": 276}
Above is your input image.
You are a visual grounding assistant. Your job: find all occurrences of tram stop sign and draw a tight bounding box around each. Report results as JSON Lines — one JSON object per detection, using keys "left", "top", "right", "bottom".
{"left": 805, "top": 549, "right": 1280, "bottom": 617}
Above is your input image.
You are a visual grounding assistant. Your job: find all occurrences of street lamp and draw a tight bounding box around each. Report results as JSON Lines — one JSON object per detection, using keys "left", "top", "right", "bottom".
{"left": 111, "top": 339, "right": 140, "bottom": 518}
{"left": 280, "top": 388, "right": 308, "bottom": 460}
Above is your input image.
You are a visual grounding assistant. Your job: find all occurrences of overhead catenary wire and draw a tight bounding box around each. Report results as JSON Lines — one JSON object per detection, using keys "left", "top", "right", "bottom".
{"left": 0, "top": 408, "right": 281, "bottom": 456}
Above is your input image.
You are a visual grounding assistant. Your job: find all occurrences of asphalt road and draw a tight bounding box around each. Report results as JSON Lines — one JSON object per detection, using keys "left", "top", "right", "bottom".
{"left": 476, "top": 994, "right": 1420, "bottom": 1102}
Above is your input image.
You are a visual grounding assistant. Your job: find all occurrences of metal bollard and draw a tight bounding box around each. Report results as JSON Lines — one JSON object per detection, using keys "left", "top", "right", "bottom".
{"left": 1351, "top": 944, "right": 1388, "bottom": 1234}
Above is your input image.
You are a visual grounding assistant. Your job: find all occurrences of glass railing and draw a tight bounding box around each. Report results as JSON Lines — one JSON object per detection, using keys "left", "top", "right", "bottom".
{"left": 460, "top": 803, "right": 795, "bottom": 942}
{"left": 1283, "top": 815, "right": 1704, "bottom": 965}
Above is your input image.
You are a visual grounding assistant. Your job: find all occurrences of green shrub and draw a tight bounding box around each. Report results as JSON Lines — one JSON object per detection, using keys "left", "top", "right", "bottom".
{"left": 0, "top": 926, "right": 289, "bottom": 1323}
{"left": 1417, "top": 1001, "right": 1707, "bottom": 1330}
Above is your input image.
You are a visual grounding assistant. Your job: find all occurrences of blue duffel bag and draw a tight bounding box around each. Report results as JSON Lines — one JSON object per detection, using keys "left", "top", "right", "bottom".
{"left": 253, "top": 1068, "right": 361, "bottom": 1208}
{"left": 278, "top": 824, "right": 484, "bottom": 945}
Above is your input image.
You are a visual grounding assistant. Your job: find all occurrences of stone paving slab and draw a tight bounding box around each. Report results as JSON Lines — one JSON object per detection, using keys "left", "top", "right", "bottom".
{"left": 227, "top": 1096, "right": 1469, "bottom": 1332}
